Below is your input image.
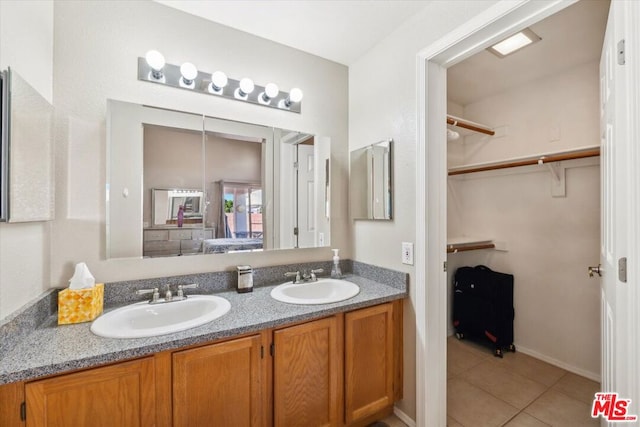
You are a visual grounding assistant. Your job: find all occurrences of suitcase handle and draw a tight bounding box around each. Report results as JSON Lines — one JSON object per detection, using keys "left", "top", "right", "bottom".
{"left": 475, "top": 265, "right": 494, "bottom": 272}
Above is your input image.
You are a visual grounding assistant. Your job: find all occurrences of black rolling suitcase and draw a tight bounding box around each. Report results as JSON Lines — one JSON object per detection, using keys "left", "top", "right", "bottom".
{"left": 452, "top": 265, "right": 516, "bottom": 357}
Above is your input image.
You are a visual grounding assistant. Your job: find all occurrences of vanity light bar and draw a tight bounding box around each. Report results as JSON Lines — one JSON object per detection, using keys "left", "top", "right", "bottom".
{"left": 137, "top": 56, "right": 302, "bottom": 114}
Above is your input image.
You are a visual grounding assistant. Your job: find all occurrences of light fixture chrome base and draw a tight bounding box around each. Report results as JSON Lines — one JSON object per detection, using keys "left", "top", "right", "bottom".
{"left": 137, "top": 58, "right": 301, "bottom": 114}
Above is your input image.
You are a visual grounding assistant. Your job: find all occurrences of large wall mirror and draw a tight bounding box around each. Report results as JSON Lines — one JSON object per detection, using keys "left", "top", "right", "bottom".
{"left": 107, "top": 100, "right": 330, "bottom": 258}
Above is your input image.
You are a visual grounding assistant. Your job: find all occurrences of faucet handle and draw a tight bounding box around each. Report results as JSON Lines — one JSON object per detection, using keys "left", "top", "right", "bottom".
{"left": 284, "top": 271, "right": 301, "bottom": 283}
{"left": 310, "top": 268, "right": 324, "bottom": 281}
{"left": 136, "top": 287, "right": 159, "bottom": 303}
{"left": 177, "top": 283, "right": 198, "bottom": 298}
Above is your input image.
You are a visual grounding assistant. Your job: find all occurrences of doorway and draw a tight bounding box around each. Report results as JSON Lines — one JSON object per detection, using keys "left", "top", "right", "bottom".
{"left": 413, "top": 1, "right": 640, "bottom": 425}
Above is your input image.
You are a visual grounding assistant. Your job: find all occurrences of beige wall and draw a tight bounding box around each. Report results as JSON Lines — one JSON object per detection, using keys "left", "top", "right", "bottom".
{"left": 348, "top": 0, "right": 500, "bottom": 419}
{"left": 49, "top": 1, "right": 349, "bottom": 286}
{"left": 0, "top": 0, "right": 53, "bottom": 318}
{"left": 447, "top": 61, "right": 601, "bottom": 379}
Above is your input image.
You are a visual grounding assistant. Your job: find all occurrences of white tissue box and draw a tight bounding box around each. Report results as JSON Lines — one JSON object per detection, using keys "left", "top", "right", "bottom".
{"left": 57, "top": 283, "right": 104, "bottom": 325}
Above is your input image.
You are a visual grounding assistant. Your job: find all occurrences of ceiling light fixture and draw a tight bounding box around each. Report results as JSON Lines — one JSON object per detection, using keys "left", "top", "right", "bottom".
{"left": 137, "top": 52, "right": 303, "bottom": 113}
{"left": 487, "top": 28, "right": 541, "bottom": 58}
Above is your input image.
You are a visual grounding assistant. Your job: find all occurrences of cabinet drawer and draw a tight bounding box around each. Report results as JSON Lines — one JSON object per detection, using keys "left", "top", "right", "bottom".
{"left": 169, "top": 229, "right": 192, "bottom": 240}
{"left": 181, "top": 240, "right": 202, "bottom": 253}
{"left": 144, "top": 240, "right": 180, "bottom": 252}
{"left": 144, "top": 230, "right": 169, "bottom": 241}
{"left": 191, "top": 229, "right": 213, "bottom": 240}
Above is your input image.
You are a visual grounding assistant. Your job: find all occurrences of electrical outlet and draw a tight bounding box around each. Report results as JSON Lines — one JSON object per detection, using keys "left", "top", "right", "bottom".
{"left": 402, "top": 242, "right": 414, "bottom": 265}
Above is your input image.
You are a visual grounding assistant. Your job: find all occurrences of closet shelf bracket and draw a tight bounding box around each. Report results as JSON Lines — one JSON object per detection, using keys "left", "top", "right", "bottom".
{"left": 547, "top": 162, "right": 566, "bottom": 197}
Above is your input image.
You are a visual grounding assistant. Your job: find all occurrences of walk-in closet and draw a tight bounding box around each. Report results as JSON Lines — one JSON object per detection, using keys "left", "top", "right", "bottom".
{"left": 445, "top": 1, "right": 609, "bottom": 425}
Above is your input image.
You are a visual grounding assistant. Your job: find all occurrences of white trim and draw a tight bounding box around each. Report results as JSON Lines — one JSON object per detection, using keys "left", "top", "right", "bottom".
{"left": 415, "top": 1, "right": 578, "bottom": 425}
{"left": 393, "top": 406, "right": 417, "bottom": 427}
{"left": 516, "top": 345, "right": 601, "bottom": 383}
{"left": 621, "top": 0, "right": 640, "bottom": 411}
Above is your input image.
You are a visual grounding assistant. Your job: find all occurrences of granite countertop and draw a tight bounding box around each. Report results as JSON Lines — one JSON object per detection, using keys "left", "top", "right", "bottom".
{"left": 0, "top": 274, "right": 406, "bottom": 385}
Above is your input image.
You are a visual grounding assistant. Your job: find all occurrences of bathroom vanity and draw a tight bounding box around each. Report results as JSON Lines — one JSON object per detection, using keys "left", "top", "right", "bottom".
{"left": 0, "top": 266, "right": 406, "bottom": 427}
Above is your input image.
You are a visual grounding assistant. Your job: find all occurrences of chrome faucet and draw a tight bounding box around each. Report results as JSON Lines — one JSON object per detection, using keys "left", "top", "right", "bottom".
{"left": 136, "top": 283, "right": 198, "bottom": 304}
{"left": 284, "top": 268, "right": 324, "bottom": 284}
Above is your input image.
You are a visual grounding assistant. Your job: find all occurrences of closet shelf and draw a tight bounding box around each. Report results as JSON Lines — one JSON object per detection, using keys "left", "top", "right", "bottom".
{"left": 447, "top": 237, "right": 495, "bottom": 253}
{"left": 448, "top": 146, "right": 600, "bottom": 176}
{"left": 447, "top": 115, "right": 495, "bottom": 136}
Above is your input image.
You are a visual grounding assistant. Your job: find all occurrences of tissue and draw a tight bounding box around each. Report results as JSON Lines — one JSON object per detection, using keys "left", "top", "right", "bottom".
{"left": 69, "top": 262, "right": 95, "bottom": 290}
{"left": 58, "top": 262, "right": 103, "bottom": 325}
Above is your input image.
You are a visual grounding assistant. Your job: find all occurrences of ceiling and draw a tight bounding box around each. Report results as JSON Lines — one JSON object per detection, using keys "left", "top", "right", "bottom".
{"left": 155, "top": 1, "right": 609, "bottom": 105}
{"left": 447, "top": 0, "right": 610, "bottom": 106}
{"left": 155, "top": 0, "right": 431, "bottom": 66}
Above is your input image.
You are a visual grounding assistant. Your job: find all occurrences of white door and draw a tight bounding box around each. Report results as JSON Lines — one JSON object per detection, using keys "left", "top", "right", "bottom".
{"left": 599, "top": 1, "right": 639, "bottom": 423}
{"left": 297, "top": 144, "right": 315, "bottom": 247}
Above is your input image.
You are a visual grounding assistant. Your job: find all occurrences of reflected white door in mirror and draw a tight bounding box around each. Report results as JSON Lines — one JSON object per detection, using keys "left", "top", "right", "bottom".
{"left": 107, "top": 100, "right": 331, "bottom": 259}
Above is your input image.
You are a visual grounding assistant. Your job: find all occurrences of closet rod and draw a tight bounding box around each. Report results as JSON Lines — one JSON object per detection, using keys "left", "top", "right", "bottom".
{"left": 447, "top": 115, "right": 495, "bottom": 136}
{"left": 447, "top": 243, "right": 496, "bottom": 253}
{"left": 448, "top": 147, "right": 600, "bottom": 176}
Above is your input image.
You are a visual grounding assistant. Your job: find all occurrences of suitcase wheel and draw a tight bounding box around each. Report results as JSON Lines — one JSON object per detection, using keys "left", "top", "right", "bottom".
{"left": 494, "top": 348, "right": 503, "bottom": 358}
{"left": 508, "top": 344, "right": 516, "bottom": 353}
{"left": 455, "top": 332, "right": 464, "bottom": 340}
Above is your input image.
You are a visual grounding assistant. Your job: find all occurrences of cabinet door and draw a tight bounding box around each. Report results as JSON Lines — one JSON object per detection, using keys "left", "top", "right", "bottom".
{"left": 25, "top": 357, "right": 156, "bottom": 427}
{"left": 173, "top": 335, "right": 264, "bottom": 427}
{"left": 344, "top": 303, "right": 394, "bottom": 424}
{"left": 273, "top": 316, "right": 341, "bottom": 427}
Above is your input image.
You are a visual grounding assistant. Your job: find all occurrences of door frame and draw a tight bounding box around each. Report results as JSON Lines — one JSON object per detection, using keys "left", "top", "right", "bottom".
{"left": 414, "top": 1, "right": 581, "bottom": 425}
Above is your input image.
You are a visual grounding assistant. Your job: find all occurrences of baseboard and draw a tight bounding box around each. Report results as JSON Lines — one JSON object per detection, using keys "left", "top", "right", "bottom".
{"left": 393, "top": 406, "right": 416, "bottom": 427}
{"left": 516, "top": 344, "right": 601, "bottom": 383}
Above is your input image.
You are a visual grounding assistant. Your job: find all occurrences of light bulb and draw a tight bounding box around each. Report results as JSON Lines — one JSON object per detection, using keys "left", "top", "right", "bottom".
{"left": 180, "top": 62, "right": 198, "bottom": 86}
{"left": 211, "top": 71, "right": 228, "bottom": 90}
{"left": 145, "top": 50, "right": 165, "bottom": 79}
{"left": 289, "top": 88, "right": 303, "bottom": 103}
{"left": 265, "top": 83, "right": 279, "bottom": 99}
{"left": 280, "top": 87, "right": 304, "bottom": 108}
{"left": 145, "top": 50, "right": 165, "bottom": 70}
{"left": 260, "top": 83, "right": 279, "bottom": 104}
{"left": 239, "top": 78, "right": 255, "bottom": 96}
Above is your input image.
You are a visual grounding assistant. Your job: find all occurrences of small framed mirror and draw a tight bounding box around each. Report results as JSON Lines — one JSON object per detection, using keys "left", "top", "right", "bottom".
{"left": 151, "top": 189, "right": 204, "bottom": 227}
{"left": 349, "top": 139, "right": 393, "bottom": 220}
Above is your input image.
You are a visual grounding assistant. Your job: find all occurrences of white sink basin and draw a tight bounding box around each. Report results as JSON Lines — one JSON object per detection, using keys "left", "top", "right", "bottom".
{"left": 270, "top": 278, "right": 360, "bottom": 305}
{"left": 90, "top": 295, "right": 231, "bottom": 339}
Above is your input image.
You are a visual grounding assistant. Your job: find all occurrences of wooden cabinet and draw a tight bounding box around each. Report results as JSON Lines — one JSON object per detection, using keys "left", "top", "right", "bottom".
{"left": 24, "top": 357, "right": 156, "bottom": 427}
{"left": 2, "top": 301, "right": 403, "bottom": 427}
{"left": 273, "top": 316, "right": 342, "bottom": 427}
{"left": 172, "top": 334, "right": 266, "bottom": 427}
{"left": 344, "top": 303, "right": 395, "bottom": 425}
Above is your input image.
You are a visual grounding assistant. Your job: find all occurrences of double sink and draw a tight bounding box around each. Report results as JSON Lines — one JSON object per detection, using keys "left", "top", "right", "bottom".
{"left": 90, "top": 278, "right": 360, "bottom": 339}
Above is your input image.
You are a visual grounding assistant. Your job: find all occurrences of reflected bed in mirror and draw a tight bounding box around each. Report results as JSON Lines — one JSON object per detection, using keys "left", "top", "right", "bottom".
{"left": 107, "top": 100, "right": 330, "bottom": 258}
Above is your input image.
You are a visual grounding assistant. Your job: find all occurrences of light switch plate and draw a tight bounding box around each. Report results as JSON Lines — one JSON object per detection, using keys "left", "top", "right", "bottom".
{"left": 402, "top": 242, "right": 414, "bottom": 265}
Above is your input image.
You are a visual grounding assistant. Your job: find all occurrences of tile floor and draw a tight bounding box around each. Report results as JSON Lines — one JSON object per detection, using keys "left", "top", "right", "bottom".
{"left": 373, "top": 414, "right": 410, "bottom": 427}
{"left": 447, "top": 336, "right": 600, "bottom": 427}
